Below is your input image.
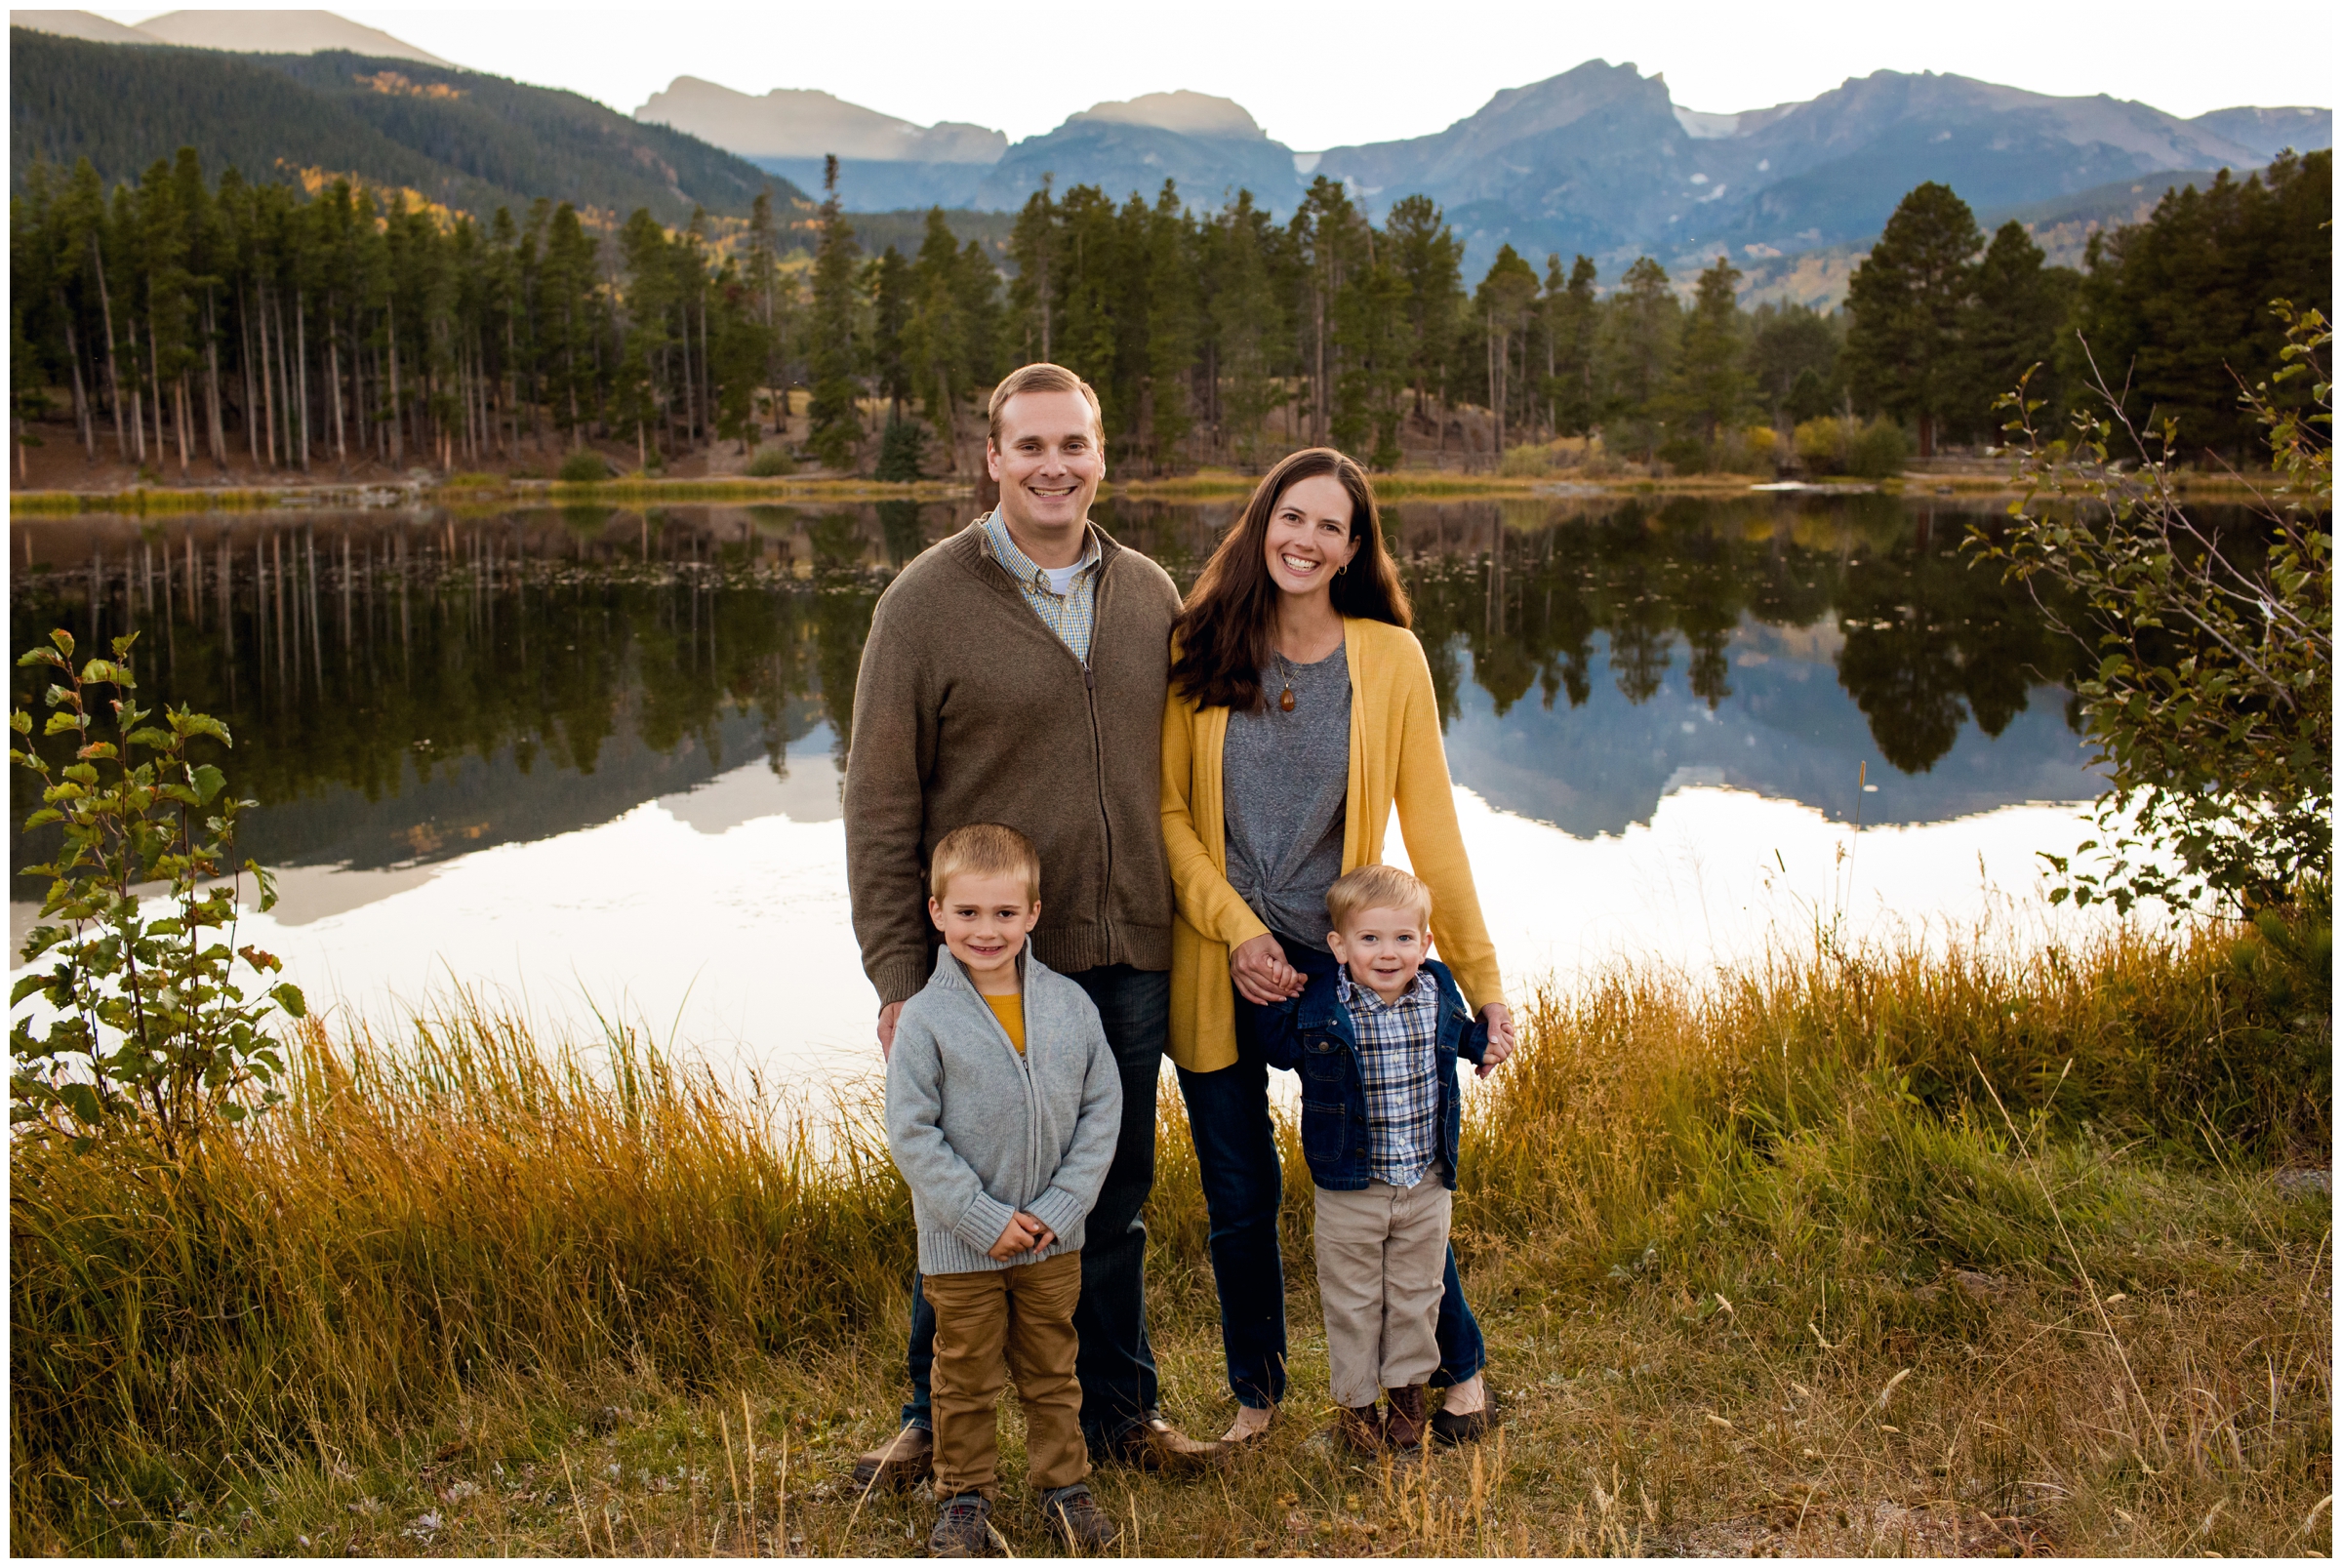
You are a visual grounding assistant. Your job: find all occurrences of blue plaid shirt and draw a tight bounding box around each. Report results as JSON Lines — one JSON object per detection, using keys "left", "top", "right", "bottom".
{"left": 981, "top": 510, "right": 1102, "bottom": 664}
{"left": 1340, "top": 967, "right": 1442, "bottom": 1186}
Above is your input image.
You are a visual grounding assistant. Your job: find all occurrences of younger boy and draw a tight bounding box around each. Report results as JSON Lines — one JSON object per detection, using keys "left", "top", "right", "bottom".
{"left": 884, "top": 824, "right": 1125, "bottom": 1555}
{"left": 1255, "top": 864, "right": 1489, "bottom": 1453}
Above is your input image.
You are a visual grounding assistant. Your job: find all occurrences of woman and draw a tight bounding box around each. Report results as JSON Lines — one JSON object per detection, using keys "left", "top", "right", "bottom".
{"left": 1160, "top": 447, "right": 1516, "bottom": 1446}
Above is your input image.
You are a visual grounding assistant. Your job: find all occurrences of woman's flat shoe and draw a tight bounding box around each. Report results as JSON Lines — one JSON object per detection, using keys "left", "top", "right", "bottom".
{"left": 1221, "top": 1406, "right": 1276, "bottom": 1445}
{"left": 1430, "top": 1397, "right": 1499, "bottom": 1446}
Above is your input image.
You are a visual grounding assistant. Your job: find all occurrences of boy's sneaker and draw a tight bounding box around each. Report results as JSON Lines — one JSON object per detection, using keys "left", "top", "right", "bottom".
{"left": 851, "top": 1424, "right": 934, "bottom": 1492}
{"left": 928, "top": 1493, "right": 992, "bottom": 1557}
{"left": 1039, "top": 1483, "right": 1120, "bottom": 1550}
{"left": 1384, "top": 1385, "right": 1430, "bottom": 1450}
{"left": 1336, "top": 1403, "right": 1387, "bottom": 1455}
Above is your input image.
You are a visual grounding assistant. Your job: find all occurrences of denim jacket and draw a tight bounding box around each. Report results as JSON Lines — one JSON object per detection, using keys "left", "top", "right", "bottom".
{"left": 1253, "top": 957, "right": 1488, "bottom": 1192}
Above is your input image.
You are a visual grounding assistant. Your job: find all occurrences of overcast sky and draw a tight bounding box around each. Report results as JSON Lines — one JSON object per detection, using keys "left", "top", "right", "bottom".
{"left": 94, "top": 4, "right": 2336, "bottom": 147}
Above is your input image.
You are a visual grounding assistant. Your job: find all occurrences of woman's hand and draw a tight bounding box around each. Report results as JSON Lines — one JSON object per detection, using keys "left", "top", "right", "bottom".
{"left": 1474, "top": 1001, "right": 1515, "bottom": 1078}
{"left": 1231, "top": 932, "right": 1305, "bottom": 1006}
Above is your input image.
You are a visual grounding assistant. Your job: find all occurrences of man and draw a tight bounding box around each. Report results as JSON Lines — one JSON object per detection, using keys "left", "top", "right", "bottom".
{"left": 844, "top": 362, "right": 1228, "bottom": 1485}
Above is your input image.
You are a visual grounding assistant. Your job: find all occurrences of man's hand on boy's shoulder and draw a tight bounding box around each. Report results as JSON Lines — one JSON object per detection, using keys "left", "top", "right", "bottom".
{"left": 877, "top": 1000, "right": 904, "bottom": 1058}
{"left": 988, "top": 1210, "right": 1056, "bottom": 1261}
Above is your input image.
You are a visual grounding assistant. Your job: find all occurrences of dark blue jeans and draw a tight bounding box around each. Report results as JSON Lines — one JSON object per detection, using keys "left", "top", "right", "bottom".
{"left": 901, "top": 963, "right": 1165, "bottom": 1448}
{"left": 1179, "top": 934, "right": 1486, "bottom": 1409}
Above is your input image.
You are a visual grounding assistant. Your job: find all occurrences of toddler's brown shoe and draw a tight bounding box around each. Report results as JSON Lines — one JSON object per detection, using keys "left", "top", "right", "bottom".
{"left": 1385, "top": 1386, "right": 1430, "bottom": 1450}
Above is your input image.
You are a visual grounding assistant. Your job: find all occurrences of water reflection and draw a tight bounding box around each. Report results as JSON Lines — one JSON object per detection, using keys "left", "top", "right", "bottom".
{"left": 12, "top": 495, "right": 2104, "bottom": 873}
{"left": 11, "top": 494, "right": 2124, "bottom": 1063}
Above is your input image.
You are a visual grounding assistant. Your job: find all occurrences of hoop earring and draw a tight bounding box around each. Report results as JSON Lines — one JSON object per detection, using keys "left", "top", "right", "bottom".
{"left": 1336, "top": 563, "right": 1348, "bottom": 576}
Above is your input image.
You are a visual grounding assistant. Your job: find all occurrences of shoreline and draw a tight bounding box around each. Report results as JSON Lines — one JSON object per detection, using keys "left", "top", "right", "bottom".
{"left": 8, "top": 468, "right": 2283, "bottom": 515}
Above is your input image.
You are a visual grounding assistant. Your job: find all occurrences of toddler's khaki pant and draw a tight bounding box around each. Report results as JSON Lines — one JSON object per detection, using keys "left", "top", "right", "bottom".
{"left": 1313, "top": 1168, "right": 1451, "bottom": 1409}
{"left": 921, "top": 1249, "right": 1087, "bottom": 1501}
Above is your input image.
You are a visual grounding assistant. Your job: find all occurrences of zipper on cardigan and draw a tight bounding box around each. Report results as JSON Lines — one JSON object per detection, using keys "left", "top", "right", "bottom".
{"left": 1082, "top": 582, "right": 1114, "bottom": 938}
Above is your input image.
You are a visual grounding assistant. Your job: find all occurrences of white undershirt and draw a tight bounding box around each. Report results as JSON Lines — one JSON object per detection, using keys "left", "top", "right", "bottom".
{"left": 1040, "top": 562, "right": 1082, "bottom": 596}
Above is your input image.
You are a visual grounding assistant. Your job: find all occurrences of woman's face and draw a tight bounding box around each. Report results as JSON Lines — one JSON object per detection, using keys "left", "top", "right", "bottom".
{"left": 1262, "top": 473, "right": 1361, "bottom": 600}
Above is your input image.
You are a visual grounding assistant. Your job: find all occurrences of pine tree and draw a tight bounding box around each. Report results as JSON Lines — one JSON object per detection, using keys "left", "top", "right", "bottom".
{"left": 1669, "top": 255, "right": 1751, "bottom": 443}
{"left": 1960, "top": 221, "right": 2075, "bottom": 443}
{"left": 1384, "top": 194, "right": 1463, "bottom": 424}
{"left": 1006, "top": 177, "right": 1059, "bottom": 365}
{"left": 1599, "top": 256, "right": 1677, "bottom": 459}
{"left": 1843, "top": 181, "right": 1983, "bottom": 458}
{"left": 2064, "top": 150, "right": 2328, "bottom": 461}
{"left": 806, "top": 155, "right": 865, "bottom": 471}
{"left": 1138, "top": 181, "right": 1199, "bottom": 473}
{"left": 869, "top": 244, "right": 913, "bottom": 422}
{"left": 1544, "top": 254, "right": 1598, "bottom": 435}
{"left": 1203, "top": 190, "right": 1286, "bottom": 467}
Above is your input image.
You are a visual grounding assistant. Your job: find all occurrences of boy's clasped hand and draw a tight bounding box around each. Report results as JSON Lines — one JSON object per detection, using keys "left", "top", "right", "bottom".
{"left": 988, "top": 1211, "right": 1056, "bottom": 1260}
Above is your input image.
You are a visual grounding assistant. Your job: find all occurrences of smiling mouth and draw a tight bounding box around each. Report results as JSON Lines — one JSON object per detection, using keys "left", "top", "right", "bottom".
{"left": 1280, "top": 553, "right": 1321, "bottom": 574}
{"left": 1028, "top": 482, "right": 1079, "bottom": 499}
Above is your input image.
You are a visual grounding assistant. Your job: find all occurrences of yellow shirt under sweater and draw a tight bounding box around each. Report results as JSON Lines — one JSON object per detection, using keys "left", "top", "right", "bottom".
{"left": 983, "top": 991, "right": 1026, "bottom": 1054}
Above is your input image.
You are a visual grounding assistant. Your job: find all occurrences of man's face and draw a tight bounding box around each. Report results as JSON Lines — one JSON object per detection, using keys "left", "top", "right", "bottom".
{"left": 987, "top": 388, "right": 1105, "bottom": 538}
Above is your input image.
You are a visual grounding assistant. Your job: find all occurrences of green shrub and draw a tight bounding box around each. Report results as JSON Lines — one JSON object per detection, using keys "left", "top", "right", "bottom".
{"left": 1656, "top": 435, "right": 1708, "bottom": 473}
{"left": 1845, "top": 418, "right": 1913, "bottom": 478}
{"left": 1498, "top": 442, "right": 1555, "bottom": 477}
{"left": 745, "top": 444, "right": 795, "bottom": 478}
{"left": 872, "top": 418, "right": 925, "bottom": 482}
{"left": 557, "top": 450, "right": 611, "bottom": 483}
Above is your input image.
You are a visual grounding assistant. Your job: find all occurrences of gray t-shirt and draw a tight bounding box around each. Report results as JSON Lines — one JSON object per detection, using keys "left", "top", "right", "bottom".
{"left": 1223, "top": 643, "right": 1351, "bottom": 950}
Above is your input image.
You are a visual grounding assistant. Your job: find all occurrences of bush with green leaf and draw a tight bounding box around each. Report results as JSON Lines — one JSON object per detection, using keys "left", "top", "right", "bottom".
{"left": 1974, "top": 302, "right": 2332, "bottom": 915}
{"left": 871, "top": 417, "right": 926, "bottom": 482}
{"left": 745, "top": 443, "right": 795, "bottom": 478}
{"left": 9, "top": 630, "right": 303, "bottom": 1157}
{"left": 557, "top": 449, "right": 611, "bottom": 483}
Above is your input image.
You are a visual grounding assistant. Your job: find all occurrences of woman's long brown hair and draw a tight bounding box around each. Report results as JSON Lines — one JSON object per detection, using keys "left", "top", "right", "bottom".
{"left": 1169, "top": 448, "right": 1411, "bottom": 711}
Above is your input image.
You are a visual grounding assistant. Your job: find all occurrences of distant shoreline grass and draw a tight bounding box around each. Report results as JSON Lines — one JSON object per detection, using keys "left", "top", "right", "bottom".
{"left": 12, "top": 468, "right": 2281, "bottom": 515}
{"left": 9, "top": 912, "right": 2331, "bottom": 1555}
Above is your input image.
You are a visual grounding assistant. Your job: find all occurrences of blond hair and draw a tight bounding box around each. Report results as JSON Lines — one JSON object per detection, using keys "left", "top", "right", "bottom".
{"left": 987, "top": 362, "right": 1105, "bottom": 447}
{"left": 1324, "top": 864, "right": 1433, "bottom": 931}
{"left": 929, "top": 822, "right": 1042, "bottom": 904}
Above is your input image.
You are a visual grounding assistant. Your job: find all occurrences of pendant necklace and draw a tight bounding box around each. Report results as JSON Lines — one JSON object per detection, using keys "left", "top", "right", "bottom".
{"left": 1274, "top": 651, "right": 1297, "bottom": 712}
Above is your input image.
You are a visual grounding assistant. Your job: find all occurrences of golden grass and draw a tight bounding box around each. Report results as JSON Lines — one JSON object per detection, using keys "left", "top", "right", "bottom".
{"left": 10, "top": 913, "right": 2329, "bottom": 1555}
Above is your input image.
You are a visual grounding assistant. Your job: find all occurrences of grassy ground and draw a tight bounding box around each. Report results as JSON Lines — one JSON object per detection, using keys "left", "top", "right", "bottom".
{"left": 11, "top": 914, "right": 2330, "bottom": 1556}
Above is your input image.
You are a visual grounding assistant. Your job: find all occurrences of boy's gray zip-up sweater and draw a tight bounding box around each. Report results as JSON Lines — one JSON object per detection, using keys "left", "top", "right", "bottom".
{"left": 884, "top": 944, "right": 1124, "bottom": 1276}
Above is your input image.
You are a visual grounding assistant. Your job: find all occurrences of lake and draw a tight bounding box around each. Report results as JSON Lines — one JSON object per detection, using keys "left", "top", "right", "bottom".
{"left": 10, "top": 493, "right": 2123, "bottom": 1084}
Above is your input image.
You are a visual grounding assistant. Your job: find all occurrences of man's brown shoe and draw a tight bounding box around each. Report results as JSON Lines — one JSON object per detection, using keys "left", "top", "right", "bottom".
{"left": 1106, "top": 1416, "right": 1232, "bottom": 1474}
{"left": 1335, "top": 1402, "right": 1387, "bottom": 1456}
{"left": 850, "top": 1425, "right": 934, "bottom": 1492}
{"left": 1385, "top": 1386, "right": 1430, "bottom": 1450}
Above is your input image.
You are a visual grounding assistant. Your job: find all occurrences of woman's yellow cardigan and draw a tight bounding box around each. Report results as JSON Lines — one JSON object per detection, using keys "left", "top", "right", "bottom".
{"left": 1160, "top": 616, "right": 1506, "bottom": 1074}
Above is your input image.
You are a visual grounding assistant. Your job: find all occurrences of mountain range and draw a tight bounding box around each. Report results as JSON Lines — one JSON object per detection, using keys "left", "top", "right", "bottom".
{"left": 13, "top": 8, "right": 449, "bottom": 62}
{"left": 636, "top": 59, "right": 2329, "bottom": 278}
{"left": 13, "top": 7, "right": 2329, "bottom": 285}
{"left": 9, "top": 25, "right": 802, "bottom": 225}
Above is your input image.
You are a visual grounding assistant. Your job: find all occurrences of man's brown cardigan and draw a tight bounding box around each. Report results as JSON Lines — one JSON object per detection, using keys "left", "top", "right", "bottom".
{"left": 844, "top": 518, "right": 1184, "bottom": 1006}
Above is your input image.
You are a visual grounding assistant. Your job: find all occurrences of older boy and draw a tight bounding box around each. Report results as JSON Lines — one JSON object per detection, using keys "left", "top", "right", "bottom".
{"left": 1254, "top": 864, "right": 1488, "bottom": 1452}
{"left": 886, "top": 824, "right": 1124, "bottom": 1554}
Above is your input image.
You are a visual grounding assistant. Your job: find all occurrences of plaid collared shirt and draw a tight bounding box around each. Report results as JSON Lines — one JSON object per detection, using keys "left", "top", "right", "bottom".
{"left": 981, "top": 510, "right": 1102, "bottom": 664}
{"left": 1339, "top": 967, "right": 1442, "bottom": 1187}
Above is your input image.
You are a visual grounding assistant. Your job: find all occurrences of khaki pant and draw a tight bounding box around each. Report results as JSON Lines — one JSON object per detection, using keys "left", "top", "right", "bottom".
{"left": 921, "top": 1249, "right": 1087, "bottom": 1500}
{"left": 1312, "top": 1168, "right": 1452, "bottom": 1409}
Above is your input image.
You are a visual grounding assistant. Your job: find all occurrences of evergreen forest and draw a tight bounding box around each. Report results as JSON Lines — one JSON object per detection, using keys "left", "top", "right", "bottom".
{"left": 8, "top": 134, "right": 2329, "bottom": 482}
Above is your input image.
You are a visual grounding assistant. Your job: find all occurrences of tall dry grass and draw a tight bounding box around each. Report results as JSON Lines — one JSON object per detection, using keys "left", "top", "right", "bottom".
{"left": 10, "top": 908, "right": 2329, "bottom": 1552}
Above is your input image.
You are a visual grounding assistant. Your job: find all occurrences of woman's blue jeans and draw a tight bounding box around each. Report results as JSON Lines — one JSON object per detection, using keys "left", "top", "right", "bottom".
{"left": 1175, "top": 934, "right": 1487, "bottom": 1410}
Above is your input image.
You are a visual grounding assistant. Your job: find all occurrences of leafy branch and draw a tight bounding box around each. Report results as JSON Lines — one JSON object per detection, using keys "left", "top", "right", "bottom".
{"left": 1969, "top": 303, "right": 2331, "bottom": 918}
{"left": 10, "top": 628, "right": 304, "bottom": 1158}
